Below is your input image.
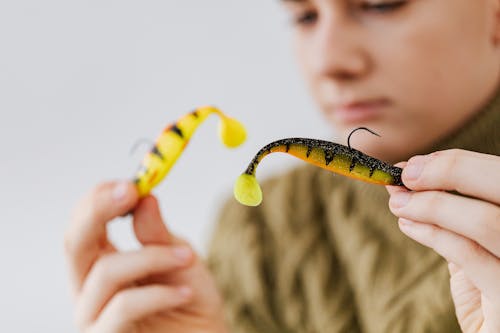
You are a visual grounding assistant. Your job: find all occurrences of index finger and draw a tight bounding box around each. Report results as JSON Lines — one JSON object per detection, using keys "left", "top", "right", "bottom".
{"left": 402, "top": 149, "right": 500, "bottom": 205}
{"left": 64, "top": 181, "right": 139, "bottom": 296}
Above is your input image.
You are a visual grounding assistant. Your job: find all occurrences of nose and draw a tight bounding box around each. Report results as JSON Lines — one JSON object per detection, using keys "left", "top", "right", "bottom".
{"left": 308, "top": 14, "right": 371, "bottom": 82}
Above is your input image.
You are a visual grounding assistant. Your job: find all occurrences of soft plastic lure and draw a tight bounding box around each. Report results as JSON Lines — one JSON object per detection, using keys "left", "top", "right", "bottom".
{"left": 134, "top": 106, "right": 246, "bottom": 197}
{"left": 234, "top": 128, "right": 404, "bottom": 206}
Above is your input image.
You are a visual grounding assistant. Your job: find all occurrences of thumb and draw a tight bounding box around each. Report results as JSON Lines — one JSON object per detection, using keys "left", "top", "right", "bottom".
{"left": 132, "top": 195, "right": 175, "bottom": 245}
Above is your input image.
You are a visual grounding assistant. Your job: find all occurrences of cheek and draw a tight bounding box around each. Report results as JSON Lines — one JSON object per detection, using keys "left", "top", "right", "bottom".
{"left": 293, "top": 37, "right": 322, "bottom": 99}
{"left": 380, "top": 1, "right": 494, "bottom": 112}
{"left": 293, "top": 37, "right": 310, "bottom": 76}
{"left": 371, "top": 5, "right": 493, "bottom": 146}
{"left": 375, "top": 30, "right": 454, "bottom": 115}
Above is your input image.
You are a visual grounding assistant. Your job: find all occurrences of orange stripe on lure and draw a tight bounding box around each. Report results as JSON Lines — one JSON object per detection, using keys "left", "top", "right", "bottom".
{"left": 134, "top": 106, "right": 246, "bottom": 197}
{"left": 234, "top": 127, "right": 404, "bottom": 206}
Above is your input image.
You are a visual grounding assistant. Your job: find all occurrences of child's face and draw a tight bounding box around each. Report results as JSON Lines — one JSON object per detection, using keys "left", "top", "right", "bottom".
{"left": 283, "top": 0, "right": 500, "bottom": 162}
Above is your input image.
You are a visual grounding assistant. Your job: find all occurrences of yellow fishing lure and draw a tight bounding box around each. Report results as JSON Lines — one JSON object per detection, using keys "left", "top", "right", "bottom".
{"left": 234, "top": 128, "right": 404, "bottom": 206}
{"left": 134, "top": 106, "right": 246, "bottom": 197}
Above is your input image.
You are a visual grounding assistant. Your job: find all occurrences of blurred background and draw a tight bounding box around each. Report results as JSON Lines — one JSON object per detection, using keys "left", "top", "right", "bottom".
{"left": 0, "top": 1, "right": 331, "bottom": 331}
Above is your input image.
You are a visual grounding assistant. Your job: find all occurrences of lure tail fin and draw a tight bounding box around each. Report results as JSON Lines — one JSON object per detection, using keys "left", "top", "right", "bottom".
{"left": 218, "top": 116, "right": 247, "bottom": 148}
{"left": 233, "top": 173, "right": 262, "bottom": 206}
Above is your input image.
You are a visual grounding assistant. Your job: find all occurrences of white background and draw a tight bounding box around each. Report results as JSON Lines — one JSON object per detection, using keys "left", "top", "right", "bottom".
{"left": 0, "top": 1, "right": 331, "bottom": 331}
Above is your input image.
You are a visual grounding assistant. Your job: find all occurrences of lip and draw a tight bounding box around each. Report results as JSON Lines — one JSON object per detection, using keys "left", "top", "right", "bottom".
{"left": 331, "top": 98, "right": 389, "bottom": 124}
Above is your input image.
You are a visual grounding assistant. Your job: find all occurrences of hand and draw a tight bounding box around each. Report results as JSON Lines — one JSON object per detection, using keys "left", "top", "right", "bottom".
{"left": 64, "top": 181, "right": 228, "bottom": 333}
{"left": 386, "top": 149, "right": 500, "bottom": 333}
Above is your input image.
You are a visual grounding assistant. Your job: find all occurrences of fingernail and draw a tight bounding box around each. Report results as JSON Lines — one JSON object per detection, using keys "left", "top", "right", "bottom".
{"left": 113, "top": 182, "right": 129, "bottom": 202}
{"left": 398, "top": 219, "right": 417, "bottom": 235}
{"left": 390, "top": 191, "right": 411, "bottom": 208}
{"left": 404, "top": 155, "right": 426, "bottom": 180}
{"left": 399, "top": 218, "right": 414, "bottom": 227}
{"left": 172, "top": 246, "right": 192, "bottom": 261}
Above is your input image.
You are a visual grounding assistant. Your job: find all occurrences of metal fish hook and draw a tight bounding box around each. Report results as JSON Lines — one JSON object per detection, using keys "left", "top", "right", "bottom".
{"left": 129, "top": 138, "right": 155, "bottom": 156}
{"left": 347, "top": 127, "right": 381, "bottom": 149}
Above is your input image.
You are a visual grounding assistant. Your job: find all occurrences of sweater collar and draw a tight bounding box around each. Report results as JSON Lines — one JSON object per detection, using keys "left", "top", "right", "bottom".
{"left": 428, "top": 88, "right": 500, "bottom": 156}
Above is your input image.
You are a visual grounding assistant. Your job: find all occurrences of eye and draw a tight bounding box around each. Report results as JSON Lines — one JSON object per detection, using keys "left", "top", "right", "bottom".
{"left": 360, "top": 0, "right": 407, "bottom": 13}
{"left": 292, "top": 10, "right": 318, "bottom": 26}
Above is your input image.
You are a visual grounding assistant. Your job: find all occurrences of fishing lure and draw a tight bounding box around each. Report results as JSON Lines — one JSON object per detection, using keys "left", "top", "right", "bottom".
{"left": 234, "top": 127, "right": 404, "bottom": 206}
{"left": 134, "top": 106, "right": 246, "bottom": 197}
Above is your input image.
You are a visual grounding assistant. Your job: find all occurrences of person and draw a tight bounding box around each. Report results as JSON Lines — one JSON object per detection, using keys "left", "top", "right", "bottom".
{"left": 64, "top": 0, "right": 500, "bottom": 332}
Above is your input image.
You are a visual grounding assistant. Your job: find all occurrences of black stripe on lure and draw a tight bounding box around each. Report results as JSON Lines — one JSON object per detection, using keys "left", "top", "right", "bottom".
{"left": 233, "top": 127, "right": 404, "bottom": 206}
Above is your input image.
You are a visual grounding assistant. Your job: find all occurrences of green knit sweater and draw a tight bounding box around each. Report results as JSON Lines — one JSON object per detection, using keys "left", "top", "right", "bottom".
{"left": 207, "top": 91, "right": 500, "bottom": 333}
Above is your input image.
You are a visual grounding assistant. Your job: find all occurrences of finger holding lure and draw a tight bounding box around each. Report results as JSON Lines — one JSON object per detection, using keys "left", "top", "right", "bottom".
{"left": 234, "top": 127, "right": 404, "bottom": 206}
{"left": 134, "top": 106, "right": 247, "bottom": 197}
